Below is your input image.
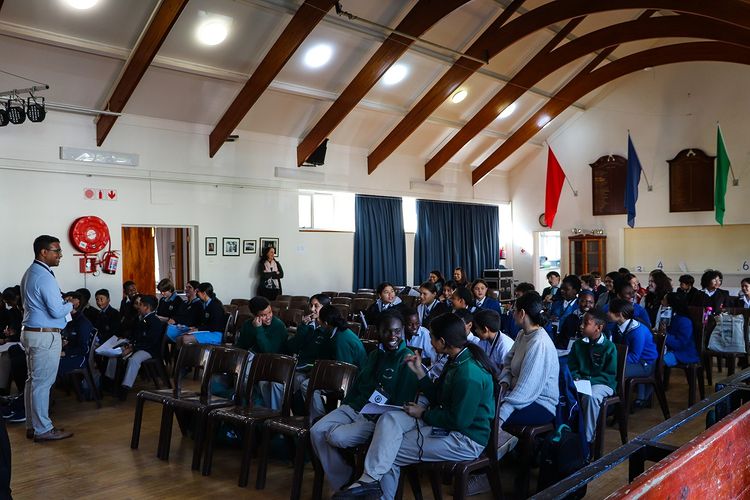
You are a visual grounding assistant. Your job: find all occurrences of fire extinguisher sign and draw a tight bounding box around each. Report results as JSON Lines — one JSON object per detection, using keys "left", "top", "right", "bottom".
{"left": 84, "top": 188, "right": 118, "bottom": 201}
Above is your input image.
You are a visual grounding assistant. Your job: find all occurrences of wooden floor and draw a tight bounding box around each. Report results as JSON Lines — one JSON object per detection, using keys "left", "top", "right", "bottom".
{"left": 8, "top": 368, "right": 719, "bottom": 500}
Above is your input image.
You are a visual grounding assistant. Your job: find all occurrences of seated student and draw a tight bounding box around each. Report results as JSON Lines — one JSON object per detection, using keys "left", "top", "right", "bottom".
{"left": 439, "top": 280, "right": 457, "bottom": 308}
{"left": 165, "top": 280, "right": 202, "bottom": 340}
{"left": 472, "top": 279, "right": 502, "bottom": 314}
{"left": 453, "top": 267, "right": 470, "bottom": 288}
{"left": 472, "top": 309, "right": 514, "bottom": 371}
{"left": 58, "top": 291, "right": 93, "bottom": 379}
{"left": 301, "top": 293, "right": 331, "bottom": 330}
{"left": 580, "top": 274, "right": 593, "bottom": 293}
{"left": 627, "top": 274, "right": 648, "bottom": 305}
{"left": 549, "top": 275, "right": 581, "bottom": 327}
{"left": 317, "top": 305, "right": 367, "bottom": 369}
{"left": 602, "top": 277, "right": 652, "bottom": 330}
{"left": 173, "top": 282, "right": 226, "bottom": 346}
{"left": 644, "top": 271, "right": 673, "bottom": 326}
{"left": 0, "top": 314, "right": 27, "bottom": 422}
{"left": 451, "top": 287, "right": 475, "bottom": 313}
{"left": 590, "top": 271, "right": 607, "bottom": 300}
{"left": 417, "top": 282, "right": 449, "bottom": 328}
{"left": 498, "top": 292, "right": 559, "bottom": 426}
{"left": 567, "top": 308, "right": 617, "bottom": 445}
{"left": 156, "top": 278, "right": 184, "bottom": 322}
{"left": 236, "top": 296, "right": 288, "bottom": 354}
{"left": 76, "top": 288, "right": 99, "bottom": 325}
{"left": 120, "top": 281, "right": 139, "bottom": 337}
{"left": 94, "top": 289, "right": 121, "bottom": 342}
{"left": 694, "top": 269, "right": 731, "bottom": 310}
{"left": 310, "top": 310, "right": 419, "bottom": 493}
{"left": 740, "top": 278, "right": 750, "bottom": 309}
{"left": 428, "top": 270, "right": 445, "bottom": 294}
{"left": 334, "top": 313, "right": 498, "bottom": 500}
{"left": 557, "top": 289, "right": 596, "bottom": 349}
{"left": 542, "top": 271, "right": 561, "bottom": 303}
{"left": 105, "top": 295, "right": 162, "bottom": 400}
{"left": 661, "top": 293, "right": 700, "bottom": 367}
{"left": 364, "top": 283, "right": 403, "bottom": 326}
{"left": 607, "top": 298, "right": 657, "bottom": 406}
{"left": 504, "top": 282, "right": 535, "bottom": 339}
{"left": 677, "top": 274, "right": 698, "bottom": 306}
{"left": 452, "top": 308, "right": 480, "bottom": 345}
{"left": 402, "top": 308, "right": 442, "bottom": 375}
{"left": 596, "top": 271, "right": 620, "bottom": 308}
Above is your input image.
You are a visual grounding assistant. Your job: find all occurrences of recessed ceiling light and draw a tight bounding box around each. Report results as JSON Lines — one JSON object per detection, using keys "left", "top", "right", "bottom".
{"left": 498, "top": 102, "right": 517, "bottom": 119}
{"left": 196, "top": 17, "right": 230, "bottom": 46}
{"left": 63, "top": 0, "right": 98, "bottom": 9}
{"left": 382, "top": 64, "right": 408, "bottom": 85}
{"left": 304, "top": 44, "right": 333, "bottom": 68}
{"left": 537, "top": 115, "right": 551, "bottom": 128}
{"left": 451, "top": 89, "right": 468, "bottom": 103}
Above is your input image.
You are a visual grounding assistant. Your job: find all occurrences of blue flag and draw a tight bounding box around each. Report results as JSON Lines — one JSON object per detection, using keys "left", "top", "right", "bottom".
{"left": 625, "top": 134, "right": 642, "bottom": 228}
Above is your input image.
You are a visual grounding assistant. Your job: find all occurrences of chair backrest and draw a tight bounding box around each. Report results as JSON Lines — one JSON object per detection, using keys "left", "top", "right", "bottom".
{"left": 687, "top": 306, "right": 706, "bottom": 353}
{"left": 401, "top": 296, "right": 418, "bottom": 309}
{"left": 305, "top": 360, "right": 359, "bottom": 417}
{"left": 223, "top": 304, "right": 239, "bottom": 316}
{"left": 355, "top": 292, "right": 376, "bottom": 299}
{"left": 487, "top": 385, "right": 506, "bottom": 463}
{"left": 614, "top": 343, "right": 629, "bottom": 397}
{"left": 201, "top": 345, "right": 248, "bottom": 404}
{"left": 321, "top": 291, "right": 338, "bottom": 298}
{"left": 270, "top": 300, "right": 289, "bottom": 311}
{"left": 280, "top": 308, "right": 305, "bottom": 327}
{"left": 87, "top": 331, "right": 100, "bottom": 374}
{"left": 362, "top": 340, "right": 379, "bottom": 353}
{"left": 223, "top": 312, "right": 236, "bottom": 344}
{"left": 277, "top": 295, "right": 293, "bottom": 302}
{"left": 654, "top": 333, "right": 668, "bottom": 375}
{"left": 241, "top": 353, "right": 298, "bottom": 414}
{"left": 361, "top": 325, "right": 379, "bottom": 341}
{"left": 338, "top": 292, "right": 356, "bottom": 299}
{"left": 333, "top": 303, "right": 351, "bottom": 319}
{"left": 230, "top": 298, "right": 250, "bottom": 307}
{"left": 332, "top": 296, "right": 353, "bottom": 305}
{"left": 290, "top": 295, "right": 309, "bottom": 303}
{"left": 351, "top": 298, "right": 374, "bottom": 315}
{"left": 172, "top": 343, "right": 210, "bottom": 396}
{"left": 346, "top": 321, "right": 361, "bottom": 336}
{"left": 235, "top": 313, "right": 251, "bottom": 334}
{"left": 237, "top": 304, "right": 251, "bottom": 316}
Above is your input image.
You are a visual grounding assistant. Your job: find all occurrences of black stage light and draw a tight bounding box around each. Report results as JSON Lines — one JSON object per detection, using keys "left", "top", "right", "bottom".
{"left": 26, "top": 96, "right": 45, "bottom": 122}
{"left": 0, "top": 107, "right": 8, "bottom": 127}
{"left": 7, "top": 99, "right": 25, "bottom": 124}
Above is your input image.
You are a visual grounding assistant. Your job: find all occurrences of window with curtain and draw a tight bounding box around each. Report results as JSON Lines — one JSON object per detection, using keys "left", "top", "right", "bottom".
{"left": 413, "top": 199, "right": 500, "bottom": 285}
{"left": 353, "top": 194, "right": 406, "bottom": 290}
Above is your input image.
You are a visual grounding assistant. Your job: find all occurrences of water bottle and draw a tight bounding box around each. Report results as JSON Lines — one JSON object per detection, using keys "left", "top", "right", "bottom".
{"left": 702, "top": 307, "right": 713, "bottom": 327}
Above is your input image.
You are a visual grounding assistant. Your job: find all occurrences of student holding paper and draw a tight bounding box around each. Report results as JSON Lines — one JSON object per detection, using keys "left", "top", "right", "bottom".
{"left": 567, "top": 308, "right": 617, "bottom": 444}
{"left": 310, "top": 310, "right": 418, "bottom": 493}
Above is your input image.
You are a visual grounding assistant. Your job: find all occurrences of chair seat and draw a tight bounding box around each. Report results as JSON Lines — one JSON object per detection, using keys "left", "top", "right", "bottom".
{"left": 505, "top": 422, "right": 554, "bottom": 438}
{"left": 137, "top": 389, "right": 195, "bottom": 403}
{"left": 266, "top": 415, "right": 309, "bottom": 436}
{"left": 628, "top": 376, "right": 656, "bottom": 385}
{"left": 434, "top": 454, "right": 490, "bottom": 475}
{"left": 169, "top": 396, "right": 235, "bottom": 411}
{"left": 210, "top": 405, "right": 281, "bottom": 424}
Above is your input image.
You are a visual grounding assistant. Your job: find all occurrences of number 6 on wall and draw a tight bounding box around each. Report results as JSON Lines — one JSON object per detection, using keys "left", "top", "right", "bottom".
{"left": 743, "top": 261, "right": 749, "bottom": 271}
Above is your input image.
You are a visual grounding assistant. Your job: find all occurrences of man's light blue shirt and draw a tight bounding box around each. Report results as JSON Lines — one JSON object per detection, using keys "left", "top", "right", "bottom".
{"left": 21, "top": 260, "right": 73, "bottom": 329}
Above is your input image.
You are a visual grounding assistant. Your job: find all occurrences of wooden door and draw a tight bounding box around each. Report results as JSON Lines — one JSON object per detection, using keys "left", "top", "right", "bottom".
{"left": 121, "top": 226, "right": 155, "bottom": 294}
{"left": 174, "top": 228, "right": 190, "bottom": 286}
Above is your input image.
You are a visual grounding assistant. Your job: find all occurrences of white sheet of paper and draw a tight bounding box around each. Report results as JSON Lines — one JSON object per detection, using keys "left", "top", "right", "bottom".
{"left": 574, "top": 379, "right": 592, "bottom": 396}
{"left": 359, "top": 403, "right": 404, "bottom": 415}
{"left": 0, "top": 342, "right": 21, "bottom": 353}
{"left": 95, "top": 336, "right": 128, "bottom": 357}
{"left": 64, "top": 313, "right": 72, "bottom": 323}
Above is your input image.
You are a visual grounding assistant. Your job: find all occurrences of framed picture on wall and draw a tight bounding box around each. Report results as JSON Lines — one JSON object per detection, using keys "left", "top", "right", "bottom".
{"left": 223, "top": 237, "right": 240, "bottom": 256}
{"left": 243, "top": 239, "right": 257, "bottom": 254}
{"left": 260, "top": 237, "right": 279, "bottom": 258}
{"left": 205, "top": 237, "right": 217, "bottom": 256}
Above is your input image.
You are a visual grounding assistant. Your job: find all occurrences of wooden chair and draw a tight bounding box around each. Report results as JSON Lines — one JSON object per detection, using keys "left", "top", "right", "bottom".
{"left": 350, "top": 298, "right": 374, "bottom": 318}
{"left": 356, "top": 289, "right": 375, "bottom": 294}
{"left": 158, "top": 346, "right": 249, "bottom": 469}
{"left": 624, "top": 334, "right": 671, "bottom": 432}
{"left": 237, "top": 304, "right": 251, "bottom": 316}
{"left": 320, "top": 291, "right": 338, "bottom": 298}
{"left": 663, "top": 319, "right": 706, "bottom": 408}
{"left": 202, "top": 353, "right": 298, "bottom": 487}
{"left": 360, "top": 325, "right": 379, "bottom": 341}
{"left": 141, "top": 332, "right": 173, "bottom": 390}
{"left": 280, "top": 308, "right": 305, "bottom": 327}
{"left": 270, "top": 300, "right": 289, "bottom": 312}
{"left": 593, "top": 344, "right": 629, "bottom": 460}
{"left": 130, "top": 344, "right": 209, "bottom": 455}
{"left": 290, "top": 295, "right": 309, "bottom": 303}
{"left": 333, "top": 303, "right": 350, "bottom": 319}
{"left": 504, "top": 421, "right": 555, "bottom": 498}
{"left": 256, "top": 360, "right": 358, "bottom": 499}
{"left": 230, "top": 298, "right": 250, "bottom": 307}
{"left": 289, "top": 300, "right": 310, "bottom": 313}
{"left": 67, "top": 331, "right": 102, "bottom": 408}
{"left": 277, "top": 295, "right": 293, "bottom": 302}
{"left": 362, "top": 340, "right": 379, "bottom": 354}
{"left": 332, "top": 296, "right": 353, "bottom": 306}
{"left": 223, "top": 303, "right": 239, "bottom": 317}
{"left": 338, "top": 292, "right": 356, "bottom": 299}
{"left": 401, "top": 295, "right": 418, "bottom": 309}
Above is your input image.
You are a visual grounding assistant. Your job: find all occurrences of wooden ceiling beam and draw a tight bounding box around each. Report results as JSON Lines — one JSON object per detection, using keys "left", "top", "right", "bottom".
{"left": 368, "top": 0, "right": 750, "bottom": 174}
{"left": 96, "top": 0, "right": 188, "bottom": 146}
{"left": 471, "top": 42, "right": 750, "bottom": 184}
{"left": 209, "top": 0, "right": 337, "bottom": 158}
{"left": 295, "top": 0, "right": 471, "bottom": 166}
{"left": 426, "top": 12, "right": 750, "bottom": 179}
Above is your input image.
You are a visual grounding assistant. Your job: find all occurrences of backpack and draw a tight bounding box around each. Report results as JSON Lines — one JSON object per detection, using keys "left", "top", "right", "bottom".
{"left": 537, "top": 424, "right": 587, "bottom": 498}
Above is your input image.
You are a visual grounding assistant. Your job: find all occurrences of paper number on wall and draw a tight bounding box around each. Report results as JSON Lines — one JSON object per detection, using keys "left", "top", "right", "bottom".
{"left": 657, "top": 261, "right": 664, "bottom": 270}
{"left": 743, "top": 261, "right": 749, "bottom": 271}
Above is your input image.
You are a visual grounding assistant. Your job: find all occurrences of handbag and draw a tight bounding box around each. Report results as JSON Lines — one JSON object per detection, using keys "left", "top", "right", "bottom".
{"left": 707, "top": 313, "right": 746, "bottom": 353}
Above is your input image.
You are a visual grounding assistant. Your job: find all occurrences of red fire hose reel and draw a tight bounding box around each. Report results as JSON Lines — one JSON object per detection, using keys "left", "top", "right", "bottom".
{"left": 69, "top": 216, "right": 119, "bottom": 274}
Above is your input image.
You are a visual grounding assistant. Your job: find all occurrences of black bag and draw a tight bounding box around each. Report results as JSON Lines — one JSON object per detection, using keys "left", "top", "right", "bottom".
{"left": 537, "top": 424, "right": 587, "bottom": 499}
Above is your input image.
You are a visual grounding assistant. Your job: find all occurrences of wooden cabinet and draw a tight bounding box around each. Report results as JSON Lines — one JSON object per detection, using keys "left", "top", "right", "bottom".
{"left": 569, "top": 235, "right": 606, "bottom": 276}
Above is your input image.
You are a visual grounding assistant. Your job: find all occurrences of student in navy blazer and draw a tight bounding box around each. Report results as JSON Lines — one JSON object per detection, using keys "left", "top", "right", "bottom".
{"left": 603, "top": 277, "right": 652, "bottom": 336}
{"left": 549, "top": 275, "right": 581, "bottom": 327}
{"left": 416, "top": 282, "right": 449, "bottom": 328}
{"left": 662, "top": 292, "right": 700, "bottom": 366}
{"left": 471, "top": 279, "right": 502, "bottom": 314}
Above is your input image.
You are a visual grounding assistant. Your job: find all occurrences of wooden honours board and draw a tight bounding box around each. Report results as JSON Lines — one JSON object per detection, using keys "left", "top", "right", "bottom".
{"left": 590, "top": 154, "right": 627, "bottom": 216}
{"left": 668, "top": 148, "right": 715, "bottom": 213}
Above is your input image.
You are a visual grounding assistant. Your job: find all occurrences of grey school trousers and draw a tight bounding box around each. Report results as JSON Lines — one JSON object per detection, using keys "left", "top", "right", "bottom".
{"left": 580, "top": 384, "right": 614, "bottom": 443}
{"left": 105, "top": 350, "right": 152, "bottom": 388}
{"left": 21, "top": 331, "right": 62, "bottom": 435}
{"left": 362, "top": 411, "right": 485, "bottom": 500}
{"left": 310, "top": 405, "right": 376, "bottom": 491}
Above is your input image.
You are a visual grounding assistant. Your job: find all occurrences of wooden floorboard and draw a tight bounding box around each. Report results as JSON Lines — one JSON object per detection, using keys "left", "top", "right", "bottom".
{"left": 8, "top": 366, "right": 720, "bottom": 499}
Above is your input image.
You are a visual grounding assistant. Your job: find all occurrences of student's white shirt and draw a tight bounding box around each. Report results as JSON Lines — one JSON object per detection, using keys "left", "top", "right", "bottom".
{"left": 742, "top": 296, "right": 750, "bottom": 309}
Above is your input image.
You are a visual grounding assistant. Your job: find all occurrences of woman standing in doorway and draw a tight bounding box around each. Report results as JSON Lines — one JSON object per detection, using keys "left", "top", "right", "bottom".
{"left": 257, "top": 245, "right": 284, "bottom": 301}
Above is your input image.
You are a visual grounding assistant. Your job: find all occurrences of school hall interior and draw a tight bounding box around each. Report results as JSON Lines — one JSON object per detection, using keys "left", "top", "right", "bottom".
{"left": 1, "top": 0, "right": 750, "bottom": 498}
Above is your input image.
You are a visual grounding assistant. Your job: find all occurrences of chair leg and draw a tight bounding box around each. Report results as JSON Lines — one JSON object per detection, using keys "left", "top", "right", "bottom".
{"left": 663, "top": 367, "right": 671, "bottom": 391}
{"left": 158, "top": 406, "right": 175, "bottom": 460}
{"left": 728, "top": 356, "right": 737, "bottom": 376}
{"left": 705, "top": 354, "right": 713, "bottom": 387}
{"left": 289, "top": 435, "right": 307, "bottom": 500}
{"left": 191, "top": 412, "right": 206, "bottom": 470}
{"left": 239, "top": 423, "right": 255, "bottom": 487}
{"left": 593, "top": 402, "right": 607, "bottom": 460}
{"left": 487, "top": 465, "right": 503, "bottom": 499}
{"left": 84, "top": 370, "right": 102, "bottom": 408}
{"left": 453, "top": 468, "right": 469, "bottom": 500}
{"left": 429, "top": 468, "right": 443, "bottom": 500}
{"left": 653, "top": 382, "right": 671, "bottom": 420}
{"left": 201, "top": 416, "right": 218, "bottom": 476}
{"left": 255, "top": 423, "right": 272, "bottom": 490}
{"left": 616, "top": 403, "right": 628, "bottom": 445}
{"left": 697, "top": 367, "right": 706, "bottom": 400}
{"left": 406, "top": 467, "right": 423, "bottom": 500}
{"left": 311, "top": 455, "right": 325, "bottom": 500}
{"left": 131, "top": 396, "right": 146, "bottom": 449}
{"left": 686, "top": 367, "right": 696, "bottom": 407}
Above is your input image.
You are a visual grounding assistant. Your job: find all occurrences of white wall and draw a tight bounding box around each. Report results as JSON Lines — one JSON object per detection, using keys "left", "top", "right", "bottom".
{"left": 0, "top": 111, "right": 511, "bottom": 304}
{"left": 508, "top": 62, "right": 750, "bottom": 286}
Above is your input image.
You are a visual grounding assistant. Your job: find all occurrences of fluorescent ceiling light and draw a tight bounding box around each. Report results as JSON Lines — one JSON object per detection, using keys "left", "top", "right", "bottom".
{"left": 451, "top": 89, "right": 468, "bottom": 103}
{"left": 498, "top": 102, "right": 516, "bottom": 119}
{"left": 63, "top": 0, "right": 98, "bottom": 9}
{"left": 537, "top": 115, "right": 551, "bottom": 128}
{"left": 196, "top": 16, "right": 231, "bottom": 46}
{"left": 382, "top": 64, "right": 408, "bottom": 85}
{"left": 304, "top": 44, "right": 333, "bottom": 68}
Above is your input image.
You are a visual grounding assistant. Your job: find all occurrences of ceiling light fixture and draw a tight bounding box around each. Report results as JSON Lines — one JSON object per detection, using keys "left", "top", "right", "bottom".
{"left": 63, "top": 0, "right": 98, "bottom": 9}
{"left": 382, "top": 64, "right": 408, "bottom": 85}
{"left": 304, "top": 44, "right": 333, "bottom": 68}
{"left": 6, "top": 99, "right": 26, "bottom": 125}
{"left": 498, "top": 102, "right": 516, "bottom": 119}
{"left": 26, "top": 96, "right": 46, "bottom": 123}
{"left": 196, "top": 17, "right": 231, "bottom": 46}
{"left": 0, "top": 108, "right": 8, "bottom": 127}
{"left": 451, "top": 89, "right": 468, "bottom": 103}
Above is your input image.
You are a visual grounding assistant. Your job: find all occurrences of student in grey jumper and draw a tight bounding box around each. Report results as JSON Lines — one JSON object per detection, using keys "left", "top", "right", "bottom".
{"left": 498, "top": 292, "right": 559, "bottom": 426}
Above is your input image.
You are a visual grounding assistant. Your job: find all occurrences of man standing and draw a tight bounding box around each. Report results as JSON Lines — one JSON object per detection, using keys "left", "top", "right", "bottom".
{"left": 20, "top": 235, "right": 74, "bottom": 442}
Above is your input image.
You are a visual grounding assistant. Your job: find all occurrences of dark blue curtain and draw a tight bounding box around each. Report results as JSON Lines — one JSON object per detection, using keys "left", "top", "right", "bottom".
{"left": 414, "top": 199, "right": 499, "bottom": 285}
{"left": 353, "top": 194, "right": 406, "bottom": 290}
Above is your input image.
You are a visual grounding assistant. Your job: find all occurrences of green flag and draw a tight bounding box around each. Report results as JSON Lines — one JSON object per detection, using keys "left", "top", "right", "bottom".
{"left": 715, "top": 126, "right": 730, "bottom": 225}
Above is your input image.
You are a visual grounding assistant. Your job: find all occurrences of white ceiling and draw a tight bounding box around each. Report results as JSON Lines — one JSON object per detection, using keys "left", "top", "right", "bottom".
{"left": 0, "top": 0, "right": 734, "bottom": 176}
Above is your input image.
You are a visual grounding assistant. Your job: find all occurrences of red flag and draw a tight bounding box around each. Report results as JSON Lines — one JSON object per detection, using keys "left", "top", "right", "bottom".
{"left": 545, "top": 147, "right": 566, "bottom": 228}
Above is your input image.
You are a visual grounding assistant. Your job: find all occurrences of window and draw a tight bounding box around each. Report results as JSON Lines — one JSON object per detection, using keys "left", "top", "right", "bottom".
{"left": 402, "top": 197, "right": 417, "bottom": 233}
{"left": 298, "top": 191, "right": 355, "bottom": 231}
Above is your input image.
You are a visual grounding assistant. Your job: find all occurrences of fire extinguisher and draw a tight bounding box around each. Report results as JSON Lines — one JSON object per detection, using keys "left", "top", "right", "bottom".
{"left": 101, "top": 248, "right": 119, "bottom": 275}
